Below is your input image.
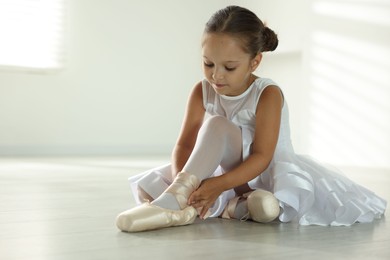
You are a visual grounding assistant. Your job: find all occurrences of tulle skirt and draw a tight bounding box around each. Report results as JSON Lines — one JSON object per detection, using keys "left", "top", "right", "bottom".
{"left": 128, "top": 153, "right": 386, "bottom": 226}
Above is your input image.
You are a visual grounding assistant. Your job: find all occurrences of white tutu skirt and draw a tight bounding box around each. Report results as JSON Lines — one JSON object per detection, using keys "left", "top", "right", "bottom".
{"left": 128, "top": 154, "right": 386, "bottom": 226}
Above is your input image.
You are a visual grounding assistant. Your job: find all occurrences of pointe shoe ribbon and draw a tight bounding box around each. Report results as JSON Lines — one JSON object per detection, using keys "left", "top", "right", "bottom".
{"left": 165, "top": 172, "right": 212, "bottom": 219}
{"left": 221, "top": 192, "right": 252, "bottom": 220}
{"left": 164, "top": 172, "right": 200, "bottom": 209}
{"left": 164, "top": 172, "right": 211, "bottom": 220}
{"left": 116, "top": 203, "right": 198, "bottom": 232}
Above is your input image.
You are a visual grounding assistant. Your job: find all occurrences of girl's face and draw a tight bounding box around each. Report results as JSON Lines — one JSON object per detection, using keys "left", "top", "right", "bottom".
{"left": 202, "top": 33, "right": 261, "bottom": 96}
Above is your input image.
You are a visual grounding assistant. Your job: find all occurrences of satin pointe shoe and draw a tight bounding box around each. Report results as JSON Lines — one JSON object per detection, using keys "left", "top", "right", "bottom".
{"left": 116, "top": 203, "right": 198, "bottom": 232}
{"left": 221, "top": 190, "right": 280, "bottom": 223}
{"left": 247, "top": 189, "right": 280, "bottom": 223}
{"left": 116, "top": 172, "right": 201, "bottom": 232}
{"left": 163, "top": 172, "right": 200, "bottom": 209}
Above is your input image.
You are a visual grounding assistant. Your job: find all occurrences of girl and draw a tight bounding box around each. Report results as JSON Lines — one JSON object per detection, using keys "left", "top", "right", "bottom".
{"left": 116, "top": 6, "right": 386, "bottom": 232}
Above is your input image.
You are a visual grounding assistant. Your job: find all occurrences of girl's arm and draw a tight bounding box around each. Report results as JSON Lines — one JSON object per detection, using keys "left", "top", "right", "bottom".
{"left": 189, "top": 85, "right": 283, "bottom": 217}
{"left": 171, "top": 81, "right": 205, "bottom": 178}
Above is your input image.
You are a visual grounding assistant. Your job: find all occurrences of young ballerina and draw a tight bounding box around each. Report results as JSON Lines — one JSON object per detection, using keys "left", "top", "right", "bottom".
{"left": 116, "top": 5, "right": 387, "bottom": 232}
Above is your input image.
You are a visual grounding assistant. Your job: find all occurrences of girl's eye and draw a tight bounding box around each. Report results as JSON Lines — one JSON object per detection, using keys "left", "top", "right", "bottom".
{"left": 203, "top": 62, "right": 236, "bottom": 71}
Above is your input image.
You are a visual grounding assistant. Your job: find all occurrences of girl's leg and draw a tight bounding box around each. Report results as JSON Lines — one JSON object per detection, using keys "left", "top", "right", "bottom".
{"left": 116, "top": 116, "right": 243, "bottom": 232}
{"left": 152, "top": 115, "right": 243, "bottom": 210}
{"left": 183, "top": 115, "right": 243, "bottom": 177}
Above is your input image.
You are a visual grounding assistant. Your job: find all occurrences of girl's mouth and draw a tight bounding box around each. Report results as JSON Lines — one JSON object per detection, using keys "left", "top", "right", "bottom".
{"left": 214, "top": 83, "right": 226, "bottom": 88}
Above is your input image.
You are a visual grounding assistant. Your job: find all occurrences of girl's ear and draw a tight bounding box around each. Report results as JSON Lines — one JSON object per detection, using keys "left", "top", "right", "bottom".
{"left": 251, "top": 53, "right": 262, "bottom": 71}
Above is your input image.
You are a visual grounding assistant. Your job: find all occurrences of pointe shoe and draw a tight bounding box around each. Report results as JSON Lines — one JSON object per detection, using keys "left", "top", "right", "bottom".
{"left": 116, "top": 203, "right": 198, "bottom": 232}
{"left": 116, "top": 172, "right": 201, "bottom": 232}
{"left": 247, "top": 189, "right": 280, "bottom": 223}
{"left": 164, "top": 172, "right": 200, "bottom": 209}
{"left": 168, "top": 172, "right": 211, "bottom": 219}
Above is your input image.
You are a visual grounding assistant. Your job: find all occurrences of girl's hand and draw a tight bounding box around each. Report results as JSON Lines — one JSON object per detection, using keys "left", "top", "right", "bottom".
{"left": 187, "top": 176, "right": 224, "bottom": 219}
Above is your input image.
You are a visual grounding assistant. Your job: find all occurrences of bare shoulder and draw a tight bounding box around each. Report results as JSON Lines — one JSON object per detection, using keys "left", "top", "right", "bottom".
{"left": 194, "top": 80, "right": 203, "bottom": 88}
{"left": 261, "top": 85, "right": 283, "bottom": 100}
{"left": 187, "top": 81, "right": 204, "bottom": 103}
{"left": 192, "top": 80, "right": 203, "bottom": 94}
{"left": 185, "top": 81, "right": 205, "bottom": 114}
{"left": 258, "top": 85, "right": 283, "bottom": 109}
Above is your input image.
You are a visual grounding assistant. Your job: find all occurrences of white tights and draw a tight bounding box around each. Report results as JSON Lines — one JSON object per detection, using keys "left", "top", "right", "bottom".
{"left": 183, "top": 115, "right": 242, "bottom": 179}
{"left": 151, "top": 115, "right": 243, "bottom": 210}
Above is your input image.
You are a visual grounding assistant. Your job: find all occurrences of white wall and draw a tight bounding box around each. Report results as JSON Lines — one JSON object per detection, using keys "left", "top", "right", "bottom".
{"left": 0, "top": 0, "right": 208, "bottom": 155}
{"left": 1, "top": 0, "right": 389, "bottom": 168}
{"left": 302, "top": 0, "right": 390, "bottom": 168}
{"left": 0, "top": 0, "right": 306, "bottom": 156}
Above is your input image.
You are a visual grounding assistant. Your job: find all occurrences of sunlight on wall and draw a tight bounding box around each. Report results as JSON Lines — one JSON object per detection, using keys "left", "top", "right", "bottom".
{"left": 312, "top": 0, "right": 390, "bottom": 26}
{"left": 0, "top": 0, "right": 64, "bottom": 70}
{"left": 306, "top": 0, "right": 390, "bottom": 167}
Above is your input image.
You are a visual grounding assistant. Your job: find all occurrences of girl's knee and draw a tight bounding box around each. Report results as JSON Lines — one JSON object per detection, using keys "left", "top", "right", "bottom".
{"left": 202, "top": 115, "right": 234, "bottom": 133}
{"left": 204, "top": 115, "right": 229, "bottom": 125}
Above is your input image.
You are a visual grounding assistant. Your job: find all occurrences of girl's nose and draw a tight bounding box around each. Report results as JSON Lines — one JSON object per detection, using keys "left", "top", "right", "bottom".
{"left": 212, "top": 69, "right": 224, "bottom": 80}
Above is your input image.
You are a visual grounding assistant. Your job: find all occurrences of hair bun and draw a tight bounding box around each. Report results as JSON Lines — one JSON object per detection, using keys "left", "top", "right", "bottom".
{"left": 262, "top": 27, "right": 278, "bottom": 52}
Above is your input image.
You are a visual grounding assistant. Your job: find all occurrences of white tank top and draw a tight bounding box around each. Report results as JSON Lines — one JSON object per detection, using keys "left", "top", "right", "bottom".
{"left": 201, "top": 77, "right": 294, "bottom": 160}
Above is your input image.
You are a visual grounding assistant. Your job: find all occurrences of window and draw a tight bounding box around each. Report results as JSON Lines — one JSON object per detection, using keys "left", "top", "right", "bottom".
{"left": 0, "top": 0, "right": 65, "bottom": 71}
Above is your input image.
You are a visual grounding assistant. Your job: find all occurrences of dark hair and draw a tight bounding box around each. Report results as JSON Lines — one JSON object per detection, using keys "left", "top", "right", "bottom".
{"left": 204, "top": 6, "right": 278, "bottom": 56}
